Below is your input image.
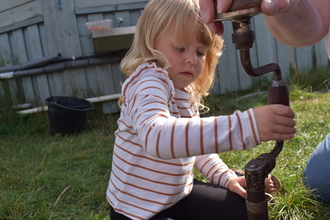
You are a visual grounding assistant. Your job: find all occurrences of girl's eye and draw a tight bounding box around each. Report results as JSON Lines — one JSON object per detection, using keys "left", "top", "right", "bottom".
{"left": 174, "top": 47, "right": 185, "bottom": 52}
{"left": 197, "top": 51, "right": 206, "bottom": 57}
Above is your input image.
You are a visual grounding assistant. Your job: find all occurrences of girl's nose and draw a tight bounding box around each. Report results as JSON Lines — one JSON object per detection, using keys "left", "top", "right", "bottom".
{"left": 186, "top": 52, "right": 197, "bottom": 64}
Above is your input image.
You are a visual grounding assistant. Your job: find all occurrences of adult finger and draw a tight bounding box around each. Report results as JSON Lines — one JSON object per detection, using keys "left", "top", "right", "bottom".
{"left": 261, "top": 0, "right": 300, "bottom": 15}
{"left": 200, "top": 0, "right": 217, "bottom": 24}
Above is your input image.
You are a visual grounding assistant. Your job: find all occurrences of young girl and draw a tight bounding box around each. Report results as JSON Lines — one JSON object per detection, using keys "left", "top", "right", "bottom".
{"left": 106, "top": 0, "right": 296, "bottom": 219}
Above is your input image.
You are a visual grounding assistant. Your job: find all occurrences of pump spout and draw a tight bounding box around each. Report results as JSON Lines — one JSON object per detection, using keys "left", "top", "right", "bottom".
{"left": 230, "top": 18, "right": 282, "bottom": 79}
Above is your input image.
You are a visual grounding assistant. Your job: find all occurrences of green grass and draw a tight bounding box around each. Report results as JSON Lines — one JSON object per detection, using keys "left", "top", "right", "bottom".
{"left": 1, "top": 66, "right": 330, "bottom": 219}
{"left": 0, "top": 107, "right": 118, "bottom": 220}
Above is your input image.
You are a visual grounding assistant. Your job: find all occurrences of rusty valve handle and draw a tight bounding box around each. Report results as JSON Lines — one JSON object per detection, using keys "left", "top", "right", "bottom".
{"left": 225, "top": 0, "right": 262, "bottom": 11}
{"left": 215, "top": 0, "right": 263, "bottom": 21}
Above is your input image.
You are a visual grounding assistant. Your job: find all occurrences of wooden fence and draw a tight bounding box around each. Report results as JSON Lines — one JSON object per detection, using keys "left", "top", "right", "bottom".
{"left": 0, "top": 0, "right": 328, "bottom": 113}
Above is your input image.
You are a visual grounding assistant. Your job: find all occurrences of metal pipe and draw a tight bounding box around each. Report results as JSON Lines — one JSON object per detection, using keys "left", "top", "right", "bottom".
{"left": 0, "top": 55, "right": 122, "bottom": 79}
{"left": 17, "top": 93, "right": 122, "bottom": 114}
{"left": 0, "top": 53, "right": 62, "bottom": 74}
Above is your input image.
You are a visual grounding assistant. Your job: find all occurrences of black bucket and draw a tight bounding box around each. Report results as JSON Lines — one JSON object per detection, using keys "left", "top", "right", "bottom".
{"left": 46, "top": 96, "right": 94, "bottom": 136}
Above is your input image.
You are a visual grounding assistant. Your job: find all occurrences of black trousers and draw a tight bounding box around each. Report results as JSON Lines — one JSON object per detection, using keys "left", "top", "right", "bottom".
{"left": 110, "top": 179, "right": 247, "bottom": 220}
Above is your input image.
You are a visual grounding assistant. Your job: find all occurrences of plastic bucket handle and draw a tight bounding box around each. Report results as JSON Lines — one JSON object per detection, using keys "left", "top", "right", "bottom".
{"left": 52, "top": 102, "right": 94, "bottom": 112}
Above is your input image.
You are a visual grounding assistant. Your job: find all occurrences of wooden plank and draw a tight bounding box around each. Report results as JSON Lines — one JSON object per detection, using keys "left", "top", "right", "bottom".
{"left": 56, "top": 2, "right": 83, "bottom": 57}
{"left": 102, "top": 63, "right": 122, "bottom": 114}
{"left": 38, "top": 23, "right": 49, "bottom": 56}
{"left": 5, "top": 65, "right": 19, "bottom": 105}
{"left": 0, "top": 80, "right": 4, "bottom": 100}
{"left": 0, "top": 0, "right": 35, "bottom": 13}
{"left": 38, "top": 22, "right": 58, "bottom": 97}
{"left": 10, "top": 29, "right": 34, "bottom": 105}
{"left": 64, "top": 69, "right": 87, "bottom": 98}
{"left": 77, "top": 14, "right": 116, "bottom": 102}
{"left": 275, "top": 40, "right": 294, "bottom": 81}
{"left": 85, "top": 12, "right": 122, "bottom": 110}
{"left": 22, "top": 27, "right": 37, "bottom": 106}
{"left": 76, "top": 15, "right": 93, "bottom": 56}
{"left": 82, "top": 9, "right": 123, "bottom": 111}
{"left": 85, "top": 11, "right": 125, "bottom": 112}
{"left": 0, "top": 16, "right": 43, "bottom": 34}
{"left": 40, "top": 0, "right": 83, "bottom": 55}
{"left": 295, "top": 46, "right": 313, "bottom": 73}
{"left": 98, "top": 64, "right": 118, "bottom": 114}
{"left": 97, "top": 64, "right": 115, "bottom": 95}
{"left": 129, "top": 10, "right": 141, "bottom": 25}
{"left": 314, "top": 39, "right": 328, "bottom": 68}
{"left": 85, "top": 13, "right": 105, "bottom": 96}
{"left": 0, "top": 1, "right": 42, "bottom": 28}
{"left": 75, "top": 2, "right": 147, "bottom": 15}
{"left": 254, "top": 15, "right": 274, "bottom": 81}
{"left": 111, "top": 63, "right": 125, "bottom": 94}
{"left": 216, "top": 20, "right": 240, "bottom": 94}
{"left": 0, "top": 76, "right": 14, "bottom": 105}
{"left": 210, "top": 64, "right": 220, "bottom": 95}
{"left": 83, "top": 66, "right": 99, "bottom": 97}
{"left": 0, "top": 33, "right": 13, "bottom": 103}
{"left": 41, "top": 0, "right": 87, "bottom": 97}
{"left": 26, "top": 24, "right": 51, "bottom": 106}
{"left": 39, "top": 0, "right": 62, "bottom": 55}
{"left": 39, "top": 0, "right": 68, "bottom": 96}
{"left": 53, "top": 0, "right": 87, "bottom": 98}
{"left": 0, "top": 33, "right": 12, "bottom": 63}
{"left": 57, "top": 0, "right": 87, "bottom": 98}
{"left": 74, "top": 0, "right": 148, "bottom": 10}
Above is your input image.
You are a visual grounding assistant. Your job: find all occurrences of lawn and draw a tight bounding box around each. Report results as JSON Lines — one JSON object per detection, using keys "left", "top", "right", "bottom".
{"left": 1, "top": 66, "right": 330, "bottom": 219}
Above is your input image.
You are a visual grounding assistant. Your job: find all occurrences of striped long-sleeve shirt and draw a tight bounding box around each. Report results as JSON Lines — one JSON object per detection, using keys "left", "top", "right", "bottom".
{"left": 107, "top": 62, "right": 261, "bottom": 220}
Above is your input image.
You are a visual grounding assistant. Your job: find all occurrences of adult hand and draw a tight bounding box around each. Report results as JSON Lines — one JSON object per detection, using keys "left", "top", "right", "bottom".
{"left": 199, "top": 0, "right": 300, "bottom": 35}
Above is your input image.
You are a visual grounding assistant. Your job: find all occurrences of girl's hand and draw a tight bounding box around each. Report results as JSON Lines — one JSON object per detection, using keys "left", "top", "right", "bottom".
{"left": 253, "top": 104, "right": 296, "bottom": 142}
{"left": 227, "top": 175, "right": 277, "bottom": 198}
{"left": 227, "top": 176, "right": 247, "bottom": 198}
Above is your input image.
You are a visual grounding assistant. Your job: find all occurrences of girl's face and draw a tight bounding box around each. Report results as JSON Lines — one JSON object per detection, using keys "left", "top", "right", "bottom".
{"left": 154, "top": 26, "right": 209, "bottom": 89}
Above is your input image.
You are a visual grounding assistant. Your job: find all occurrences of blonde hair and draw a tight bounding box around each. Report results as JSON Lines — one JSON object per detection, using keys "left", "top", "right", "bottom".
{"left": 120, "top": 0, "right": 223, "bottom": 103}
